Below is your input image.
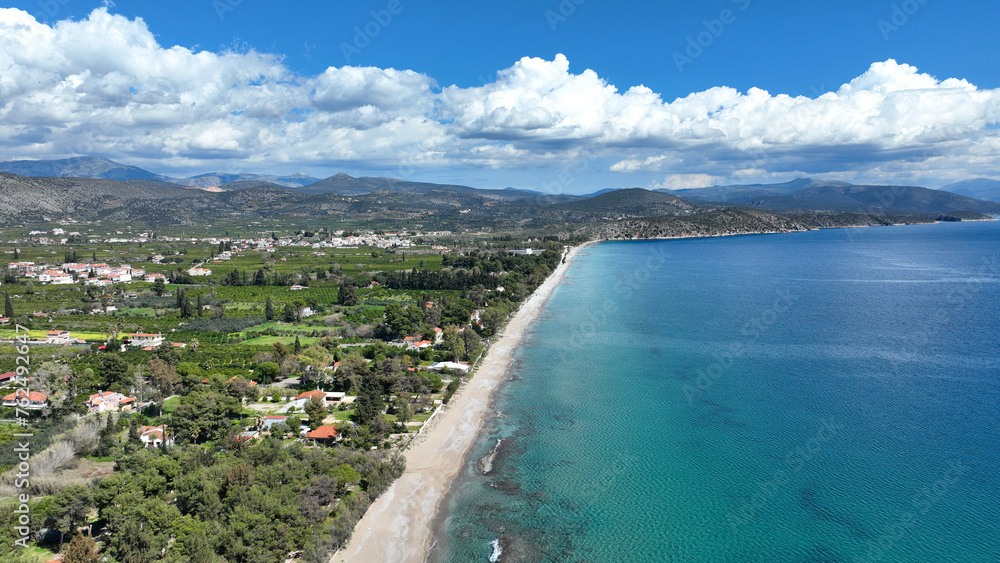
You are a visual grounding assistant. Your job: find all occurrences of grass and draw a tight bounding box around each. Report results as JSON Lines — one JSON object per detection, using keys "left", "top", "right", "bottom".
{"left": 161, "top": 396, "right": 181, "bottom": 415}
{"left": 241, "top": 335, "right": 321, "bottom": 347}
{"left": 0, "top": 328, "right": 107, "bottom": 341}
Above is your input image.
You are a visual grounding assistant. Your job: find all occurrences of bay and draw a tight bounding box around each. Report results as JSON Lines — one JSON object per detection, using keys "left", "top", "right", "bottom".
{"left": 434, "top": 222, "right": 1000, "bottom": 563}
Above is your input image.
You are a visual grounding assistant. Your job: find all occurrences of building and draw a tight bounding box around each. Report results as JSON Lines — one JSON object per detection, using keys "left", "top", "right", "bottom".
{"left": 86, "top": 391, "right": 137, "bottom": 413}
{"left": 426, "top": 361, "right": 471, "bottom": 374}
{"left": 187, "top": 268, "right": 212, "bottom": 276}
{"left": 45, "top": 330, "right": 74, "bottom": 344}
{"left": 140, "top": 425, "right": 172, "bottom": 448}
{"left": 261, "top": 415, "right": 289, "bottom": 432}
{"left": 125, "top": 333, "right": 165, "bottom": 349}
{"left": 2, "top": 391, "right": 48, "bottom": 410}
{"left": 305, "top": 425, "right": 340, "bottom": 445}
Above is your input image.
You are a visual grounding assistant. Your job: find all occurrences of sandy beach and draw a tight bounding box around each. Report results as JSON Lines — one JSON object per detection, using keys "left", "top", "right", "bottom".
{"left": 332, "top": 241, "right": 594, "bottom": 563}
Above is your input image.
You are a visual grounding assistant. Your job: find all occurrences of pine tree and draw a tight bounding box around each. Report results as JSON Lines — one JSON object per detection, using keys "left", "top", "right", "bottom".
{"left": 12, "top": 248, "right": 18, "bottom": 259}
{"left": 354, "top": 371, "right": 384, "bottom": 429}
{"left": 63, "top": 532, "right": 101, "bottom": 563}
{"left": 294, "top": 336, "right": 302, "bottom": 354}
{"left": 4, "top": 292, "right": 13, "bottom": 318}
{"left": 265, "top": 296, "right": 274, "bottom": 321}
{"left": 196, "top": 294, "right": 203, "bottom": 317}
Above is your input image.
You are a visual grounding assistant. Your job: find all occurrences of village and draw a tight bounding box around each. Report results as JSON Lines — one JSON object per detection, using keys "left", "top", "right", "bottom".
{"left": 0, "top": 225, "right": 566, "bottom": 562}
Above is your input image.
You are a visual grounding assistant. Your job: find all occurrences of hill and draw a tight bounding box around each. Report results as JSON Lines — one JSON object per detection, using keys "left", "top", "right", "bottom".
{"left": 741, "top": 184, "right": 1000, "bottom": 214}
{"left": 0, "top": 157, "right": 172, "bottom": 182}
{"left": 178, "top": 172, "right": 320, "bottom": 189}
{"left": 939, "top": 178, "right": 1000, "bottom": 203}
{"left": 546, "top": 188, "right": 701, "bottom": 220}
{"left": 662, "top": 178, "right": 852, "bottom": 203}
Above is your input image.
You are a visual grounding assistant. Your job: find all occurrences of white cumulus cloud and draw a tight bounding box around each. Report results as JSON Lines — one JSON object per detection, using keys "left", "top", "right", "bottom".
{"left": 1, "top": 8, "right": 999, "bottom": 187}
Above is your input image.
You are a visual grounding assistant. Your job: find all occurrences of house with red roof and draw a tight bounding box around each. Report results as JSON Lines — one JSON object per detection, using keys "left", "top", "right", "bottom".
{"left": 305, "top": 425, "right": 340, "bottom": 445}
{"left": 46, "top": 330, "right": 73, "bottom": 344}
{"left": 140, "top": 425, "right": 172, "bottom": 448}
{"left": 3, "top": 390, "right": 48, "bottom": 410}
{"left": 125, "top": 333, "right": 164, "bottom": 349}
{"left": 86, "top": 391, "right": 137, "bottom": 413}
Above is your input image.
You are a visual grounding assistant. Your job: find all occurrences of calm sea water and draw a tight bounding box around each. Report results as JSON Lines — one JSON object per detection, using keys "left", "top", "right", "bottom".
{"left": 432, "top": 221, "right": 1000, "bottom": 563}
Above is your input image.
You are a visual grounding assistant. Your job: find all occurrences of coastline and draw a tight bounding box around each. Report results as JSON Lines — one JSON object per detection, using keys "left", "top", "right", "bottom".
{"left": 332, "top": 241, "right": 596, "bottom": 563}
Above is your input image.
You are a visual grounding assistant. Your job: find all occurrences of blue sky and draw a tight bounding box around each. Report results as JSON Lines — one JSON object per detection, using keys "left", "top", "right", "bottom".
{"left": 1, "top": 0, "right": 999, "bottom": 191}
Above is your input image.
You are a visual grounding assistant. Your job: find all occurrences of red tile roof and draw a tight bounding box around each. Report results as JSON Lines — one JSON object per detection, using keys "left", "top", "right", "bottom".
{"left": 295, "top": 390, "right": 327, "bottom": 401}
{"left": 4, "top": 391, "right": 47, "bottom": 402}
{"left": 305, "top": 425, "right": 338, "bottom": 440}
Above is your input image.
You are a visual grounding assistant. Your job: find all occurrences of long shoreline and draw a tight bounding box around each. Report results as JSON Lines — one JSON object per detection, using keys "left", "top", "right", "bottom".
{"left": 332, "top": 241, "right": 596, "bottom": 563}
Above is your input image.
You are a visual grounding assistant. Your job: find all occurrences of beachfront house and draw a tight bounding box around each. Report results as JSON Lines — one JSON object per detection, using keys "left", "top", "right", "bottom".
{"left": 305, "top": 425, "right": 340, "bottom": 446}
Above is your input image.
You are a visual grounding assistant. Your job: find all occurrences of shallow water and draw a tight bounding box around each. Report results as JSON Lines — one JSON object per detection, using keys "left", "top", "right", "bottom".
{"left": 435, "top": 222, "right": 1000, "bottom": 562}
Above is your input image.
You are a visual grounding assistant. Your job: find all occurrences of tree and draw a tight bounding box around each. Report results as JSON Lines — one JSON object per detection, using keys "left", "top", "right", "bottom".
{"left": 196, "top": 294, "right": 203, "bottom": 317}
{"left": 294, "top": 336, "right": 303, "bottom": 354}
{"left": 255, "top": 362, "right": 280, "bottom": 384}
{"left": 337, "top": 284, "right": 358, "bottom": 306}
{"left": 24, "top": 280, "right": 35, "bottom": 295}
{"left": 94, "top": 413, "right": 119, "bottom": 458}
{"left": 480, "top": 308, "right": 506, "bottom": 335}
{"left": 49, "top": 485, "right": 94, "bottom": 549}
{"left": 152, "top": 278, "right": 165, "bottom": 296}
{"left": 4, "top": 292, "right": 13, "bottom": 318}
{"left": 169, "top": 391, "right": 242, "bottom": 444}
{"left": 304, "top": 395, "right": 326, "bottom": 430}
{"left": 100, "top": 354, "right": 131, "bottom": 389}
{"left": 392, "top": 394, "right": 414, "bottom": 425}
{"left": 334, "top": 354, "right": 368, "bottom": 393}
{"left": 264, "top": 296, "right": 275, "bottom": 321}
{"left": 63, "top": 532, "right": 100, "bottom": 563}
{"left": 354, "top": 371, "right": 386, "bottom": 436}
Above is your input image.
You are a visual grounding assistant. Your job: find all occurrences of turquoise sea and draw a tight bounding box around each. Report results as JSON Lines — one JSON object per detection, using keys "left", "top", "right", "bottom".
{"left": 432, "top": 221, "right": 1000, "bottom": 562}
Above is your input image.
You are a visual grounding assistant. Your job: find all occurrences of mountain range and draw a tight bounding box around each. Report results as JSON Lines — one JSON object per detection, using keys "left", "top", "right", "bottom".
{"left": 0, "top": 157, "right": 319, "bottom": 189}
{"left": 939, "top": 178, "right": 1000, "bottom": 202}
{"left": 0, "top": 157, "right": 998, "bottom": 227}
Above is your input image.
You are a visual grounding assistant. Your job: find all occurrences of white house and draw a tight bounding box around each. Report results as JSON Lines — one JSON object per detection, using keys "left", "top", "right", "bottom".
{"left": 2, "top": 391, "right": 48, "bottom": 410}
{"left": 45, "top": 330, "right": 74, "bottom": 344}
{"left": 140, "top": 425, "right": 173, "bottom": 448}
{"left": 126, "top": 333, "right": 165, "bottom": 348}
{"left": 426, "top": 361, "right": 471, "bottom": 374}
{"left": 187, "top": 268, "right": 212, "bottom": 276}
{"left": 86, "top": 391, "right": 137, "bottom": 413}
